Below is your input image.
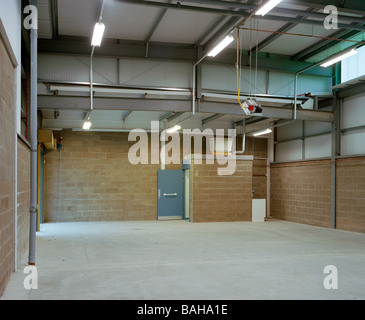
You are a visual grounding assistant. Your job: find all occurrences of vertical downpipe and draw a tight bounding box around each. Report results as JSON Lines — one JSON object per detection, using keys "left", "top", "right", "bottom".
{"left": 192, "top": 64, "right": 196, "bottom": 115}
{"left": 294, "top": 74, "right": 298, "bottom": 121}
{"left": 330, "top": 98, "right": 338, "bottom": 229}
{"left": 28, "top": 0, "right": 38, "bottom": 266}
{"left": 90, "top": 46, "right": 95, "bottom": 114}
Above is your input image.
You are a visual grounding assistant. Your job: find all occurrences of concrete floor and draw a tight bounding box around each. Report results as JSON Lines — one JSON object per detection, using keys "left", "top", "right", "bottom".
{"left": 1, "top": 219, "right": 365, "bottom": 300}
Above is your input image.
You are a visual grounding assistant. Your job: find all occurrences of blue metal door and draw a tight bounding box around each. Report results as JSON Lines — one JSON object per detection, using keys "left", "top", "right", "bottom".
{"left": 158, "top": 170, "right": 184, "bottom": 220}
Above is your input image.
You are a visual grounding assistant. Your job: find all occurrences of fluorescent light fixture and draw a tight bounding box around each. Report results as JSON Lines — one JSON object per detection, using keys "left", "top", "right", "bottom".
{"left": 83, "top": 121, "right": 92, "bottom": 130}
{"left": 320, "top": 49, "right": 358, "bottom": 68}
{"left": 208, "top": 35, "right": 234, "bottom": 57}
{"left": 255, "top": 0, "right": 283, "bottom": 16}
{"left": 166, "top": 125, "right": 181, "bottom": 134}
{"left": 252, "top": 128, "right": 272, "bottom": 137}
{"left": 91, "top": 22, "right": 105, "bottom": 47}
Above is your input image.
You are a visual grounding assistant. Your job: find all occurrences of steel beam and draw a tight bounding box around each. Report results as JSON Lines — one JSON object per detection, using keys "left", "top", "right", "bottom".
{"left": 341, "top": 125, "right": 365, "bottom": 134}
{"left": 159, "top": 112, "right": 173, "bottom": 121}
{"left": 38, "top": 36, "right": 333, "bottom": 76}
{"left": 116, "top": 0, "right": 365, "bottom": 32}
{"left": 248, "top": 8, "right": 316, "bottom": 56}
{"left": 198, "top": 101, "right": 334, "bottom": 122}
{"left": 144, "top": 1, "right": 172, "bottom": 49}
{"left": 50, "top": 0, "right": 59, "bottom": 39}
{"left": 275, "top": 131, "right": 332, "bottom": 145}
{"left": 167, "top": 112, "right": 185, "bottom": 122}
{"left": 235, "top": 117, "right": 269, "bottom": 126}
{"left": 185, "top": 0, "right": 365, "bottom": 23}
{"left": 202, "top": 0, "right": 258, "bottom": 52}
{"left": 291, "top": 30, "right": 363, "bottom": 62}
{"left": 195, "top": 0, "right": 255, "bottom": 48}
{"left": 336, "top": 81, "right": 365, "bottom": 99}
{"left": 249, "top": 23, "right": 300, "bottom": 56}
{"left": 122, "top": 110, "right": 133, "bottom": 122}
{"left": 38, "top": 95, "right": 334, "bottom": 122}
{"left": 194, "top": 16, "right": 227, "bottom": 47}
{"left": 117, "top": 0, "right": 247, "bottom": 17}
{"left": 38, "top": 95, "right": 193, "bottom": 112}
{"left": 259, "top": 15, "right": 365, "bottom": 31}
{"left": 203, "top": 16, "right": 242, "bottom": 52}
{"left": 202, "top": 114, "right": 225, "bottom": 125}
{"left": 289, "top": 0, "right": 365, "bottom": 15}
{"left": 39, "top": 37, "right": 197, "bottom": 61}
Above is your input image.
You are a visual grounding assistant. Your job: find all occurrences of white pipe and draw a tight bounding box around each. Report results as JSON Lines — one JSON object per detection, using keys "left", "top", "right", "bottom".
{"left": 234, "top": 120, "right": 246, "bottom": 154}
{"left": 192, "top": 64, "right": 196, "bottom": 115}
{"left": 98, "top": 0, "right": 107, "bottom": 22}
{"left": 160, "top": 122, "right": 166, "bottom": 170}
{"left": 192, "top": 54, "right": 208, "bottom": 115}
{"left": 294, "top": 73, "right": 298, "bottom": 120}
{"left": 265, "top": 73, "right": 299, "bottom": 133}
{"left": 88, "top": 0, "right": 106, "bottom": 118}
{"left": 90, "top": 46, "right": 95, "bottom": 115}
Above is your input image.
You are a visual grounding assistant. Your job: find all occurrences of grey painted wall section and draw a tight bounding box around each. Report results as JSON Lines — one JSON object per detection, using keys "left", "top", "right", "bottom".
{"left": 341, "top": 93, "right": 365, "bottom": 129}
{"left": 275, "top": 91, "right": 365, "bottom": 162}
{"left": 202, "top": 65, "right": 333, "bottom": 97}
{"left": 275, "top": 119, "right": 332, "bottom": 162}
{"left": 118, "top": 59, "right": 193, "bottom": 88}
{"left": 341, "top": 92, "right": 365, "bottom": 156}
{"left": 276, "top": 121, "right": 303, "bottom": 142}
{"left": 305, "top": 134, "right": 331, "bottom": 159}
{"left": 276, "top": 140, "right": 302, "bottom": 162}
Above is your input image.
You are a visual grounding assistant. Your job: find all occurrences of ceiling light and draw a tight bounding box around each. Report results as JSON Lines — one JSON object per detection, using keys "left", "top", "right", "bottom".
{"left": 91, "top": 22, "right": 106, "bottom": 47}
{"left": 208, "top": 35, "right": 234, "bottom": 57}
{"left": 252, "top": 128, "right": 272, "bottom": 137}
{"left": 320, "top": 49, "right": 358, "bottom": 68}
{"left": 255, "top": 0, "right": 283, "bottom": 16}
{"left": 166, "top": 125, "right": 181, "bottom": 134}
{"left": 83, "top": 121, "right": 92, "bottom": 130}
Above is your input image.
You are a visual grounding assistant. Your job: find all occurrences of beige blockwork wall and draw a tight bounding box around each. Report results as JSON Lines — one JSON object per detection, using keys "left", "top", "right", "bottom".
{"left": 17, "top": 138, "right": 30, "bottom": 263}
{"left": 270, "top": 161, "right": 332, "bottom": 228}
{"left": 43, "top": 131, "right": 265, "bottom": 223}
{"left": 336, "top": 158, "right": 365, "bottom": 233}
{"left": 191, "top": 160, "right": 253, "bottom": 223}
{"left": 270, "top": 158, "right": 365, "bottom": 233}
{"left": 0, "top": 36, "right": 15, "bottom": 296}
{"left": 43, "top": 131, "right": 160, "bottom": 222}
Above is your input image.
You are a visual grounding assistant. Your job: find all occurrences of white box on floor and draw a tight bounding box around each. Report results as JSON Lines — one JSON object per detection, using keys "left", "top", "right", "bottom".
{"left": 252, "top": 199, "right": 266, "bottom": 222}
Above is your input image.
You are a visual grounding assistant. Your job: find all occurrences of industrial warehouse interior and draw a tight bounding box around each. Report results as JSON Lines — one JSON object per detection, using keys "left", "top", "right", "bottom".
{"left": 0, "top": 0, "right": 365, "bottom": 302}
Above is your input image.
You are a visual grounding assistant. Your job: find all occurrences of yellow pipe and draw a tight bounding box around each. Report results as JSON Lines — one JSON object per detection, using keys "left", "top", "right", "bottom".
{"left": 37, "top": 144, "right": 41, "bottom": 232}
{"left": 236, "top": 65, "right": 248, "bottom": 111}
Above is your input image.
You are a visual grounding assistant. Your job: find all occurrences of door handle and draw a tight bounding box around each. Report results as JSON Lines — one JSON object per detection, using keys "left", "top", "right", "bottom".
{"left": 164, "top": 193, "right": 178, "bottom": 197}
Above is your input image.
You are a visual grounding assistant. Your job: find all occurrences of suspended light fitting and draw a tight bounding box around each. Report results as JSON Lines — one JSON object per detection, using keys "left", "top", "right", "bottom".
{"left": 255, "top": 0, "right": 283, "bottom": 16}
{"left": 166, "top": 125, "right": 182, "bottom": 134}
{"left": 83, "top": 121, "right": 92, "bottom": 130}
{"left": 208, "top": 35, "right": 234, "bottom": 57}
{"left": 91, "top": 22, "right": 106, "bottom": 47}
{"left": 320, "top": 49, "right": 358, "bottom": 68}
{"left": 252, "top": 128, "right": 273, "bottom": 137}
